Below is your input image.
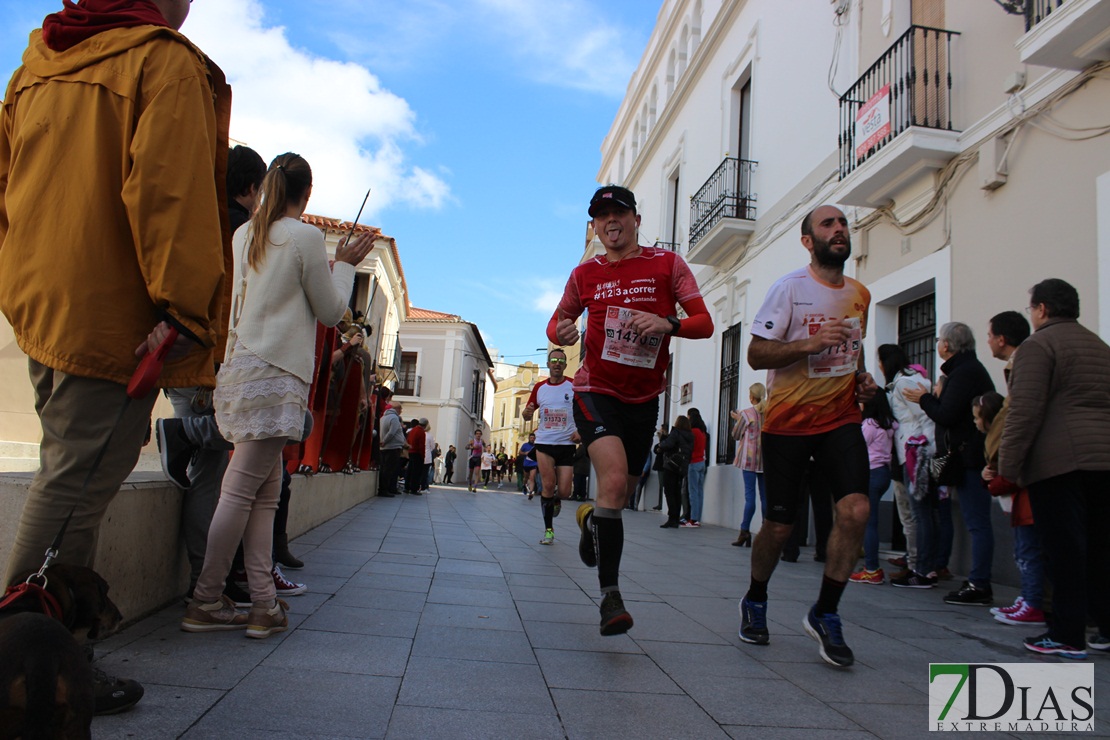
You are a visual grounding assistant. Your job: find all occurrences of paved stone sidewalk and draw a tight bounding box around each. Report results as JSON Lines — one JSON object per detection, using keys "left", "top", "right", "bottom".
{"left": 91, "top": 485, "right": 1109, "bottom": 739}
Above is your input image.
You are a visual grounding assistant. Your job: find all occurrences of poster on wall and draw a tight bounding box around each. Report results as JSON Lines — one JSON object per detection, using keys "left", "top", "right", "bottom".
{"left": 855, "top": 84, "right": 891, "bottom": 161}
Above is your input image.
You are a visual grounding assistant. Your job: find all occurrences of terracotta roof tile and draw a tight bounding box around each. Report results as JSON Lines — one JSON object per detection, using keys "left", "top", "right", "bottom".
{"left": 408, "top": 307, "right": 460, "bottom": 321}
{"left": 301, "top": 212, "right": 410, "bottom": 316}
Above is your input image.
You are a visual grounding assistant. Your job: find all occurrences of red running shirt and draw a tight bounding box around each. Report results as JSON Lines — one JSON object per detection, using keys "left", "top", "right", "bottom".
{"left": 552, "top": 247, "right": 704, "bottom": 404}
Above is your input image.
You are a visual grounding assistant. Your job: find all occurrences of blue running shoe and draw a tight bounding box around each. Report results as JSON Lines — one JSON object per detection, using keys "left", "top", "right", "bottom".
{"left": 738, "top": 597, "right": 769, "bottom": 645}
{"left": 804, "top": 605, "right": 854, "bottom": 667}
{"left": 1024, "top": 634, "right": 1087, "bottom": 660}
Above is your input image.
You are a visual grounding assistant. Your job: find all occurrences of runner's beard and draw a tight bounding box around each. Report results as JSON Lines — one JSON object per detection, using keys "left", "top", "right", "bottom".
{"left": 812, "top": 234, "right": 851, "bottom": 267}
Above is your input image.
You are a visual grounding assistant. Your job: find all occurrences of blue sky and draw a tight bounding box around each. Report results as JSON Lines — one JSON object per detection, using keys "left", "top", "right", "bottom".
{"left": 0, "top": 0, "right": 659, "bottom": 366}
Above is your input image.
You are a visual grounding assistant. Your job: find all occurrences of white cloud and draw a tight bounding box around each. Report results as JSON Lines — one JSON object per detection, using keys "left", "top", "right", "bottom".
{"left": 531, "top": 281, "right": 565, "bottom": 315}
{"left": 183, "top": 0, "right": 449, "bottom": 221}
{"left": 474, "top": 0, "right": 643, "bottom": 96}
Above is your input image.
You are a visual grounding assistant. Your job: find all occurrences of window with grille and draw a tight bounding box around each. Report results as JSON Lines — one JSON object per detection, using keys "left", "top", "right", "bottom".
{"left": 899, "top": 294, "right": 936, "bottom": 381}
{"left": 470, "top": 369, "right": 485, "bottom": 416}
{"left": 716, "top": 322, "right": 742, "bottom": 464}
{"left": 396, "top": 352, "right": 418, "bottom": 395}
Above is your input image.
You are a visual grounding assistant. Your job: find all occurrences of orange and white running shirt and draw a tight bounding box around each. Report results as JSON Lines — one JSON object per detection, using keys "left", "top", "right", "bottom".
{"left": 751, "top": 266, "right": 871, "bottom": 436}
{"left": 526, "top": 377, "right": 576, "bottom": 445}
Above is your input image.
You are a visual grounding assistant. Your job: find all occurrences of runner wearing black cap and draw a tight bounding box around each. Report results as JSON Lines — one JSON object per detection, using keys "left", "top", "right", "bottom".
{"left": 548, "top": 185, "right": 713, "bottom": 635}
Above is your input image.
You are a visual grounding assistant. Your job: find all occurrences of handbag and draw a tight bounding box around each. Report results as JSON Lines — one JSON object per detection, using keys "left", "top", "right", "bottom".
{"left": 661, "top": 449, "right": 689, "bottom": 474}
{"left": 929, "top": 433, "right": 965, "bottom": 486}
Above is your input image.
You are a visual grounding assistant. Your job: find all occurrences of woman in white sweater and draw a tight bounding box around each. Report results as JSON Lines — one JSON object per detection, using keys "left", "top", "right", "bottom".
{"left": 183, "top": 153, "right": 372, "bottom": 637}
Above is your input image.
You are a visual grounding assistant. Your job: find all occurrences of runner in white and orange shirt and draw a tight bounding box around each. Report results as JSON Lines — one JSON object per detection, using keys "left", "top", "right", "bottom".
{"left": 738, "top": 204, "right": 879, "bottom": 669}
{"left": 548, "top": 185, "right": 713, "bottom": 636}
{"left": 522, "top": 348, "right": 578, "bottom": 545}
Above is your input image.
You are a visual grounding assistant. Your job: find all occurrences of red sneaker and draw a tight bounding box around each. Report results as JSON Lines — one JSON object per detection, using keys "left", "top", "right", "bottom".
{"left": 995, "top": 602, "right": 1046, "bottom": 626}
{"left": 849, "top": 568, "right": 884, "bottom": 585}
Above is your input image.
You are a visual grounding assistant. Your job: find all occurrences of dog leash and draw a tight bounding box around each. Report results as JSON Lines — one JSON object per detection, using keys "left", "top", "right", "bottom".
{"left": 2, "top": 327, "right": 180, "bottom": 608}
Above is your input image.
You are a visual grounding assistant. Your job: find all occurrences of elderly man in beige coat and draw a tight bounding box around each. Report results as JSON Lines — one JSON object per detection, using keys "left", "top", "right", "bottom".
{"left": 999, "top": 278, "right": 1110, "bottom": 660}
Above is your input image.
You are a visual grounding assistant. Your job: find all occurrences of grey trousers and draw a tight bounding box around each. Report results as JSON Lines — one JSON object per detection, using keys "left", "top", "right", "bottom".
{"left": 4, "top": 360, "right": 157, "bottom": 586}
{"left": 167, "top": 387, "right": 231, "bottom": 583}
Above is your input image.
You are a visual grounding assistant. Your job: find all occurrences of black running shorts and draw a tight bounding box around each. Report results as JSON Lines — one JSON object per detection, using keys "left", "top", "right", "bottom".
{"left": 534, "top": 443, "right": 575, "bottom": 467}
{"left": 761, "top": 423, "right": 869, "bottom": 525}
{"left": 572, "top": 391, "right": 658, "bottom": 476}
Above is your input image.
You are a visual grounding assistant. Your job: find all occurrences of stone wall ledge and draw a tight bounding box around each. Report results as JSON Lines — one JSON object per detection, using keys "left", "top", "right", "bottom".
{"left": 0, "top": 469, "right": 378, "bottom": 623}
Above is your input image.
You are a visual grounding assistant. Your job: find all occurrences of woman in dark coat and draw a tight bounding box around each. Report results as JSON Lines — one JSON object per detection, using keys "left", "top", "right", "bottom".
{"left": 656, "top": 416, "right": 694, "bottom": 528}
{"left": 904, "top": 321, "right": 996, "bottom": 603}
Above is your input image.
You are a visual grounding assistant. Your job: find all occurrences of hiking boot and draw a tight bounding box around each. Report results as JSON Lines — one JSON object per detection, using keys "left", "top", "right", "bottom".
{"left": 273, "top": 533, "right": 304, "bottom": 570}
{"left": 849, "top": 568, "right": 884, "bottom": 585}
{"left": 599, "top": 591, "right": 633, "bottom": 636}
{"left": 181, "top": 594, "right": 249, "bottom": 632}
{"left": 1024, "top": 633, "right": 1086, "bottom": 660}
{"left": 272, "top": 564, "right": 307, "bottom": 596}
{"left": 738, "top": 597, "right": 769, "bottom": 645}
{"left": 994, "top": 602, "right": 1046, "bottom": 626}
{"left": 891, "top": 570, "right": 936, "bottom": 589}
{"left": 944, "top": 581, "right": 993, "bottom": 606}
{"left": 990, "top": 596, "right": 1024, "bottom": 617}
{"left": 246, "top": 598, "right": 289, "bottom": 639}
{"left": 540, "top": 528, "right": 554, "bottom": 546}
{"left": 91, "top": 666, "right": 144, "bottom": 715}
{"left": 804, "top": 605, "right": 854, "bottom": 668}
{"left": 155, "top": 417, "right": 193, "bottom": 490}
{"left": 576, "top": 504, "right": 597, "bottom": 568}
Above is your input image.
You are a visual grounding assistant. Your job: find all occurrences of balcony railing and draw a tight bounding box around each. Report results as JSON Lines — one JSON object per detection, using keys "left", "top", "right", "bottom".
{"left": 1025, "top": 0, "right": 1065, "bottom": 31}
{"left": 377, "top": 334, "right": 400, "bottom": 369}
{"left": 653, "top": 240, "right": 679, "bottom": 252}
{"left": 838, "top": 25, "right": 959, "bottom": 179}
{"left": 688, "top": 157, "right": 757, "bottom": 249}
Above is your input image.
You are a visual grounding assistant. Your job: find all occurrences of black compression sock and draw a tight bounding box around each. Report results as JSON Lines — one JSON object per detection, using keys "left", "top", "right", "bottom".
{"left": 746, "top": 577, "right": 769, "bottom": 603}
{"left": 815, "top": 575, "right": 847, "bottom": 616}
{"left": 592, "top": 508, "right": 624, "bottom": 592}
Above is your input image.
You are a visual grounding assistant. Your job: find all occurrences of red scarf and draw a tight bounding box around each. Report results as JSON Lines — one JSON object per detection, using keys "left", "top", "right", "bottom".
{"left": 42, "top": 0, "right": 170, "bottom": 52}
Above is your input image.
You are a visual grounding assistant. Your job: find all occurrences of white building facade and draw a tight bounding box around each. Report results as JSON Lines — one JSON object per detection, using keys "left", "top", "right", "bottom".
{"left": 601, "top": 0, "right": 1110, "bottom": 579}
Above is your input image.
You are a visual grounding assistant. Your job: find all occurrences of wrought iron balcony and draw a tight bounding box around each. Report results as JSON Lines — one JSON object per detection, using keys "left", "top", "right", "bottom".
{"left": 1025, "top": 0, "right": 1065, "bottom": 30}
{"left": 836, "top": 25, "right": 961, "bottom": 207}
{"left": 1017, "top": 0, "right": 1110, "bottom": 70}
{"left": 653, "top": 240, "right": 679, "bottom": 252}
{"left": 689, "top": 157, "right": 757, "bottom": 249}
{"left": 839, "top": 25, "right": 959, "bottom": 180}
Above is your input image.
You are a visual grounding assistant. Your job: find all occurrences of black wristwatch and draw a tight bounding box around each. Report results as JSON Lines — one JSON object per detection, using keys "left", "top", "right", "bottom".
{"left": 665, "top": 315, "right": 681, "bottom": 335}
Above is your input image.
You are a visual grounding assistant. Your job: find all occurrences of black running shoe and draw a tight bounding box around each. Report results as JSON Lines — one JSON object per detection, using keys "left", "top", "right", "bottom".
{"left": 803, "top": 605, "right": 854, "bottom": 668}
{"left": 92, "top": 666, "right": 144, "bottom": 715}
{"left": 738, "top": 596, "right": 770, "bottom": 645}
{"left": 944, "top": 581, "right": 993, "bottom": 606}
{"left": 599, "top": 591, "right": 633, "bottom": 636}
{"left": 576, "top": 504, "right": 597, "bottom": 567}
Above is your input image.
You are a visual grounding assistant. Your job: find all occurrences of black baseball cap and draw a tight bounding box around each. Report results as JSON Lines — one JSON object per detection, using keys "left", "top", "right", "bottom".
{"left": 588, "top": 185, "right": 637, "bottom": 217}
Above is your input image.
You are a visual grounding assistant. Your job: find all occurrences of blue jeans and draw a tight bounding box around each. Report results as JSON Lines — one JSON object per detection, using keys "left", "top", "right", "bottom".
{"left": 1013, "top": 523, "right": 1044, "bottom": 609}
{"left": 957, "top": 468, "right": 994, "bottom": 586}
{"left": 911, "top": 493, "right": 953, "bottom": 575}
{"left": 687, "top": 461, "right": 706, "bottom": 521}
{"left": 741, "top": 470, "right": 766, "bottom": 531}
{"left": 863, "top": 465, "right": 892, "bottom": 571}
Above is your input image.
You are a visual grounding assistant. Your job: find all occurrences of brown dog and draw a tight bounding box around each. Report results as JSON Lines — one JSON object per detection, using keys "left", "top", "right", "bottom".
{"left": 0, "top": 564, "right": 123, "bottom": 740}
